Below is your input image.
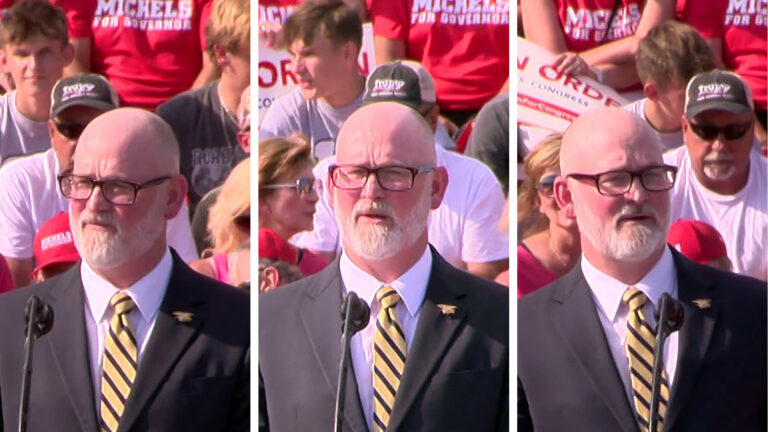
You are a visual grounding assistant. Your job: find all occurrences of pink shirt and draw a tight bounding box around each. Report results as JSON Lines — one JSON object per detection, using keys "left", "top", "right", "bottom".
{"left": 517, "top": 242, "right": 558, "bottom": 298}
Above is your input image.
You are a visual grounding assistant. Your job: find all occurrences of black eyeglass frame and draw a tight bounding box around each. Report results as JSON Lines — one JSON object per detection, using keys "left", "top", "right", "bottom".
{"left": 565, "top": 165, "right": 678, "bottom": 196}
{"left": 688, "top": 120, "right": 753, "bottom": 141}
{"left": 328, "top": 164, "right": 435, "bottom": 191}
{"left": 58, "top": 173, "right": 172, "bottom": 205}
{"left": 259, "top": 177, "right": 318, "bottom": 197}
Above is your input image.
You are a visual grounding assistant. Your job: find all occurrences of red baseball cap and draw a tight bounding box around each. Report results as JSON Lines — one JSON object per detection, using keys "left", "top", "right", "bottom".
{"left": 667, "top": 219, "right": 728, "bottom": 264}
{"left": 258, "top": 228, "right": 297, "bottom": 265}
{"left": 33, "top": 211, "right": 80, "bottom": 274}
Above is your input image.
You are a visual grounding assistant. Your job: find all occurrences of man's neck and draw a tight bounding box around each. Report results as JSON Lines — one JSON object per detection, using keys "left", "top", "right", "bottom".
{"left": 582, "top": 243, "right": 664, "bottom": 285}
{"left": 321, "top": 74, "right": 365, "bottom": 109}
{"left": 15, "top": 89, "right": 52, "bottom": 122}
{"left": 644, "top": 100, "right": 681, "bottom": 133}
{"left": 217, "top": 77, "right": 246, "bottom": 116}
{"left": 345, "top": 239, "right": 428, "bottom": 283}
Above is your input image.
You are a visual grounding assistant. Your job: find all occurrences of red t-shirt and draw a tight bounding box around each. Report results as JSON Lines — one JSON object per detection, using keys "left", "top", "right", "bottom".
{"left": 258, "top": 0, "right": 299, "bottom": 27}
{"left": 554, "top": 0, "right": 645, "bottom": 52}
{"left": 680, "top": 0, "right": 767, "bottom": 110}
{"left": 57, "top": 0, "right": 212, "bottom": 111}
{"left": 369, "top": 0, "right": 510, "bottom": 111}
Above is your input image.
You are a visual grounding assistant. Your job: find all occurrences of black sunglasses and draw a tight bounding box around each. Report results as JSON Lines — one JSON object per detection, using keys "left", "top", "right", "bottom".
{"left": 689, "top": 121, "right": 752, "bottom": 141}
{"left": 53, "top": 121, "right": 88, "bottom": 140}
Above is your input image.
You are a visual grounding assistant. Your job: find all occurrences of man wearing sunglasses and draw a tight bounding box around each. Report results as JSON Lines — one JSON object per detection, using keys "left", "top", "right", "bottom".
{"left": 260, "top": 103, "right": 508, "bottom": 432}
{"left": 519, "top": 107, "right": 766, "bottom": 431}
{"left": 663, "top": 70, "right": 767, "bottom": 281}
{"left": 0, "top": 74, "right": 198, "bottom": 288}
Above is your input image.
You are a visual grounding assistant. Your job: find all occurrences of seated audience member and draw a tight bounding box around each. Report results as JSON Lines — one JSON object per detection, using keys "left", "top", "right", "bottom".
{"left": 0, "top": 74, "right": 198, "bottom": 288}
{"left": 156, "top": 0, "right": 249, "bottom": 208}
{"left": 294, "top": 60, "right": 509, "bottom": 280}
{"left": 667, "top": 219, "right": 732, "bottom": 272}
{"left": 258, "top": 1, "right": 455, "bottom": 152}
{"left": 257, "top": 228, "right": 303, "bottom": 293}
{"left": 56, "top": 0, "right": 218, "bottom": 110}
{"left": 464, "top": 93, "right": 510, "bottom": 194}
{"left": 664, "top": 70, "right": 767, "bottom": 280}
{"left": 30, "top": 211, "right": 80, "bottom": 282}
{"left": 517, "top": 133, "right": 580, "bottom": 298}
{"left": 0, "top": 0, "right": 73, "bottom": 166}
{"left": 190, "top": 157, "right": 251, "bottom": 285}
{"left": 259, "top": 134, "right": 329, "bottom": 276}
{"left": 625, "top": 21, "right": 715, "bottom": 151}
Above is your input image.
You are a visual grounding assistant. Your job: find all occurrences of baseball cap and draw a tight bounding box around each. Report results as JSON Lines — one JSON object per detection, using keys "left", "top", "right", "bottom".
{"left": 32, "top": 211, "right": 81, "bottom": 275}
{"left": 50, "top": 73, "right": 119, "bottom": 118}
{"left": 667, "top": 219, "right": 728, "bottom": 264}
{"left": 258, "top": 228, "right": 297, "bottom": 265}
{"left": 362, "top": 60, "right": 436, "bottom": 110}
{"left": 684, "top": 70, "right": 754, "bottom": 119}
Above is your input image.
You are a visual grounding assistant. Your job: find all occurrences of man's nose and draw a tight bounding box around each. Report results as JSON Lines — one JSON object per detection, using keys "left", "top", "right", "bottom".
{"left": 359, "top": 172, "right": 385, "bottom": 199}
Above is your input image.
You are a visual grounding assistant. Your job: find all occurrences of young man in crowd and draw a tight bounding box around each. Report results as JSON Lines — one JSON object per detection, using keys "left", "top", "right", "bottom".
{"left": 625, "top": 20, "right": 715, "bottom": 152}
{"left": 30, "top": 211, "right": 80, "bottom": 282}
{"left": 0, "top": 74, "right": 198, "bottom": 288}
{"left": 0, "top": 0, "right": 73, "bottom": 166}
{"left": 664, "top": 70, "right": 767, "bottom": 281}
{"left": 156, "top": 0, "right": 250, "bottom": 208}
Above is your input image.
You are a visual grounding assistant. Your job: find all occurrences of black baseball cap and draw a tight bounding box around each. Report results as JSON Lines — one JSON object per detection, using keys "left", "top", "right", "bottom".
{"left": 50, "top": 74, "right": 119, "bottom": 118}
{"left": 685, "top": 70, "right": 754, "bottom": 119}
{"left": 362, "top": 60, "right": 436, "bottom": 110}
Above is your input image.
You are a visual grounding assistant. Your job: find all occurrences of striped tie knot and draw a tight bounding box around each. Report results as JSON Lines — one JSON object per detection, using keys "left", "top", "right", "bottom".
{"left": 623, "top": 287, "right": 648, "bottom": 312}
{"left": 110, "top": 292, "right": 136, "bottom": 316}
{"left": 376, "top": 286, "right": 401, "bottom": 310}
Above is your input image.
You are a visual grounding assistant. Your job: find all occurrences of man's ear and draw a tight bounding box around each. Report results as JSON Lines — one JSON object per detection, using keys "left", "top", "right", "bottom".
{"left": 341, "top": 41, "right": 359, "bottom": 64}
{"left": 429, "top": 166, "right": 448, "bottom": 210}
{"left": 553, "top": 176, "right": 576, "bottom": 220}
{"left": 212, "top": 44, "right": 229, "bottom": 69}
{"left": 62, "top": 42, "right": 75, "bottom": 67}
{"left": 163, "top": 174, "right": 189, "bottom": 219}
{"left": 259, "top": 266, "right": 281, "bottom": 293}
{"left": 644, "top": 82, "right": 659, "bottom": 101}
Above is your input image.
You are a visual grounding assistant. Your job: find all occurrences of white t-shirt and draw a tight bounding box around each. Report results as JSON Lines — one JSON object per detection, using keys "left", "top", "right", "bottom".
{"left": 291, "top": 144, "right": 509, "bottom": 268}
{"left": 0, "top": 149, "right": 198, "bottom": 262}
{"left": 664, "top": 147, "right": 768, "bottom": 280}
{"left": 624, "top": 98, "right": 684, "bottom": 152}
{"left": 0, "top": 91, "right": 51, "bottom": 167}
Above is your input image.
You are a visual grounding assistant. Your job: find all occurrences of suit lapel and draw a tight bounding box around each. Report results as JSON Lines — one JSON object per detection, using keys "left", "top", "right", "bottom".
{"left": 45, "top": 265, "right": 100, "bottom": 432}
{"left": 299, "top": 261, "right": 368, "bottom": 432}
{"left": 664, "top": 251, "right": 718, "bottom": 430}
{"left": 387, "top": 253, "right": 467, "bottom": 432}
{"left": 118, "top": 255, "right": 205, "bottom": 432}
{"left": 550, "top": 265, "right": 638, "bottom": 432}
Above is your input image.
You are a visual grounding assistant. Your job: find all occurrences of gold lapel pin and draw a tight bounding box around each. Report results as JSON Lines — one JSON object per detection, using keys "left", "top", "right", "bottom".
{"left": 437, "top": 304, "right": 457, "bottom": 316}
{"left": 172, "top": 311, "right": 194, "bottom": 323}
{"left": 692, "top": 299, "right": 712, "bottom": 310}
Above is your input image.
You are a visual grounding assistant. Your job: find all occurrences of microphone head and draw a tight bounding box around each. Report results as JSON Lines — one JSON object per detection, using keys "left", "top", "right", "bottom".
{"left": 24, "top": 295, "right": 54, "bottom": 337}
{"left": 341, "top": 292, "right": 370, "bottom": 334}
{"left": 654, "top": 293, "right": 684, "bottom": 334}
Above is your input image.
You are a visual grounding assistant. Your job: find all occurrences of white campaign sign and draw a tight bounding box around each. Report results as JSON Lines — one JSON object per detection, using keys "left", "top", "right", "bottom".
{"left": 517, "top": 37, "right": 629, "bottom": 132}
{"left": 258, "top": 23, "right": 377, "bottom": 124}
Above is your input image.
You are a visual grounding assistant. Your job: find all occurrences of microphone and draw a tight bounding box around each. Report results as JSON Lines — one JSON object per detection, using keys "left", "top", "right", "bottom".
{"left": 649, "top": 293, "right": 684, "bottom": 432}
{"left": 334, "top": 292, "right": 370, "bottom": 432}
{"left": 19, "top": 296, "right": 54, "bottom": 432}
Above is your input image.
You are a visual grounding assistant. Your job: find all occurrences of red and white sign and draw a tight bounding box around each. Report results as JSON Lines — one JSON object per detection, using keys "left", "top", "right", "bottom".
{"left": 258, "top": 23, "right": 377, "bottom": 123}
{"left": 517, "top": 37, "right": 628, "bottom": 132}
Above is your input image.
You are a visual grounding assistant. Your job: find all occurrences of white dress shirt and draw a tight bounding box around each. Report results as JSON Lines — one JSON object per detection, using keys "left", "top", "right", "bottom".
{"left": 582, "top": 246, "right": 680, "bottom": 405}
{"left": 81, "top": 248, "right": 172, "bottom": 412}
{"left": 340, "top": 247, "right": 432, "bottom": 432}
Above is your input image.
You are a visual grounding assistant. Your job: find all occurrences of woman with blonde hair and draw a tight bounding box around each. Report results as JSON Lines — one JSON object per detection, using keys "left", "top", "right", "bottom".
{"left": 259, "top": 133, "right": 328, "bottom": 276}
{"left": 517, "top": 133, "right": 580, "bottom": 297}
{"left": 190, "top": 157, "right": 251, "bottom": 285}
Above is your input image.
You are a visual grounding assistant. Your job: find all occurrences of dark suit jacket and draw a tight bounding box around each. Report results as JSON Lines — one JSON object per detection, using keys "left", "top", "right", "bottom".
{"left": 0, "top": 251, "right": 250, "bottom": 432}
{"left": 259, "top": 248, "right": 509, "bottom": 432}
{"left": 518, "top": 248, "right": 767, "bottom": 432}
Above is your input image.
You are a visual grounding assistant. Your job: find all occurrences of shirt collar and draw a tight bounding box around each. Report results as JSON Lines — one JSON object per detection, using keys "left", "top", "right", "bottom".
{"left": 82, "top": 248, "right": 173, "bottom": 323}
{"left": 339, "top": 246, "right": 432, "bottom": 317}
{"left": 583, "top": 246, "right": 677, "bottom": 321}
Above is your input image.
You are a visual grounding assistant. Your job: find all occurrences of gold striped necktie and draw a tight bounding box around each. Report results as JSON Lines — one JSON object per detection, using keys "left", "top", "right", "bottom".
{"left": 100, "top": 292, "right": 138, "bottom": 432}
{"left": 372, "top": 286, "right": 407, "bottom": 432}
{"left": 623, "top": 287, "right": 670, "bottom": 432}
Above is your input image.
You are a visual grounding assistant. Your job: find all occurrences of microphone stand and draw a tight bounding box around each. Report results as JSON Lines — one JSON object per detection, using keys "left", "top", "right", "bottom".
{"left": 649, "top": 294, "right": 683, "bottom": 432}
{"left": 19, "top": 295, "right": 54, "bottom": 432}
{"left": 334, "top": 292, "right": 370, "bottom": 432}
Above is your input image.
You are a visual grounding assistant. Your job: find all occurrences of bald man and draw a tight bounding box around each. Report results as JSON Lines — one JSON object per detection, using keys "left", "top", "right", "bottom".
{"left": 0, "top": 108, "right": 249, "bottom": 432}
{"left": 259, "top": 102, "right": 509, "bottom": 432}
{"left": 518, "top": 108, "right": 766, "bottom": 432}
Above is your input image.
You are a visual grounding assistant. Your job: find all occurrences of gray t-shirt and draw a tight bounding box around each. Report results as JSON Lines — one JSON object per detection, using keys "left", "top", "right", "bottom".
{"left": 0, "top": 91, "right": 51, "bottom": 167}
{"left": 625, "top": 98, "right": 684, "bottom": 152}
{"left": 156, "top": 80, "right": 247, "bottom": 207}
{"left": 464, "top": 94, "right": 509, "bottom": 195}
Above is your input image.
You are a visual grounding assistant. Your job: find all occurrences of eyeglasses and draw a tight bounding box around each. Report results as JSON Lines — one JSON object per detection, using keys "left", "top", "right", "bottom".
{"left": 58, "top": 173, "right": 172, "bottom": 205}
{"left": 329, "top": 164, "right": 434, "bottom": 191}
{"left": 234, "top": 214, "right": 250, "bottom": 233}
{"left": 53, "top": 121, "right": 88, "bottom": 140}
{"left": 260, "top": 177, "right": 318, "bottom": 197}
{"left": 689, "top": 121, "right": 752, "bottom": 141}
{"left": 566, "top": 165, "right": 677, "bottom": 196}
